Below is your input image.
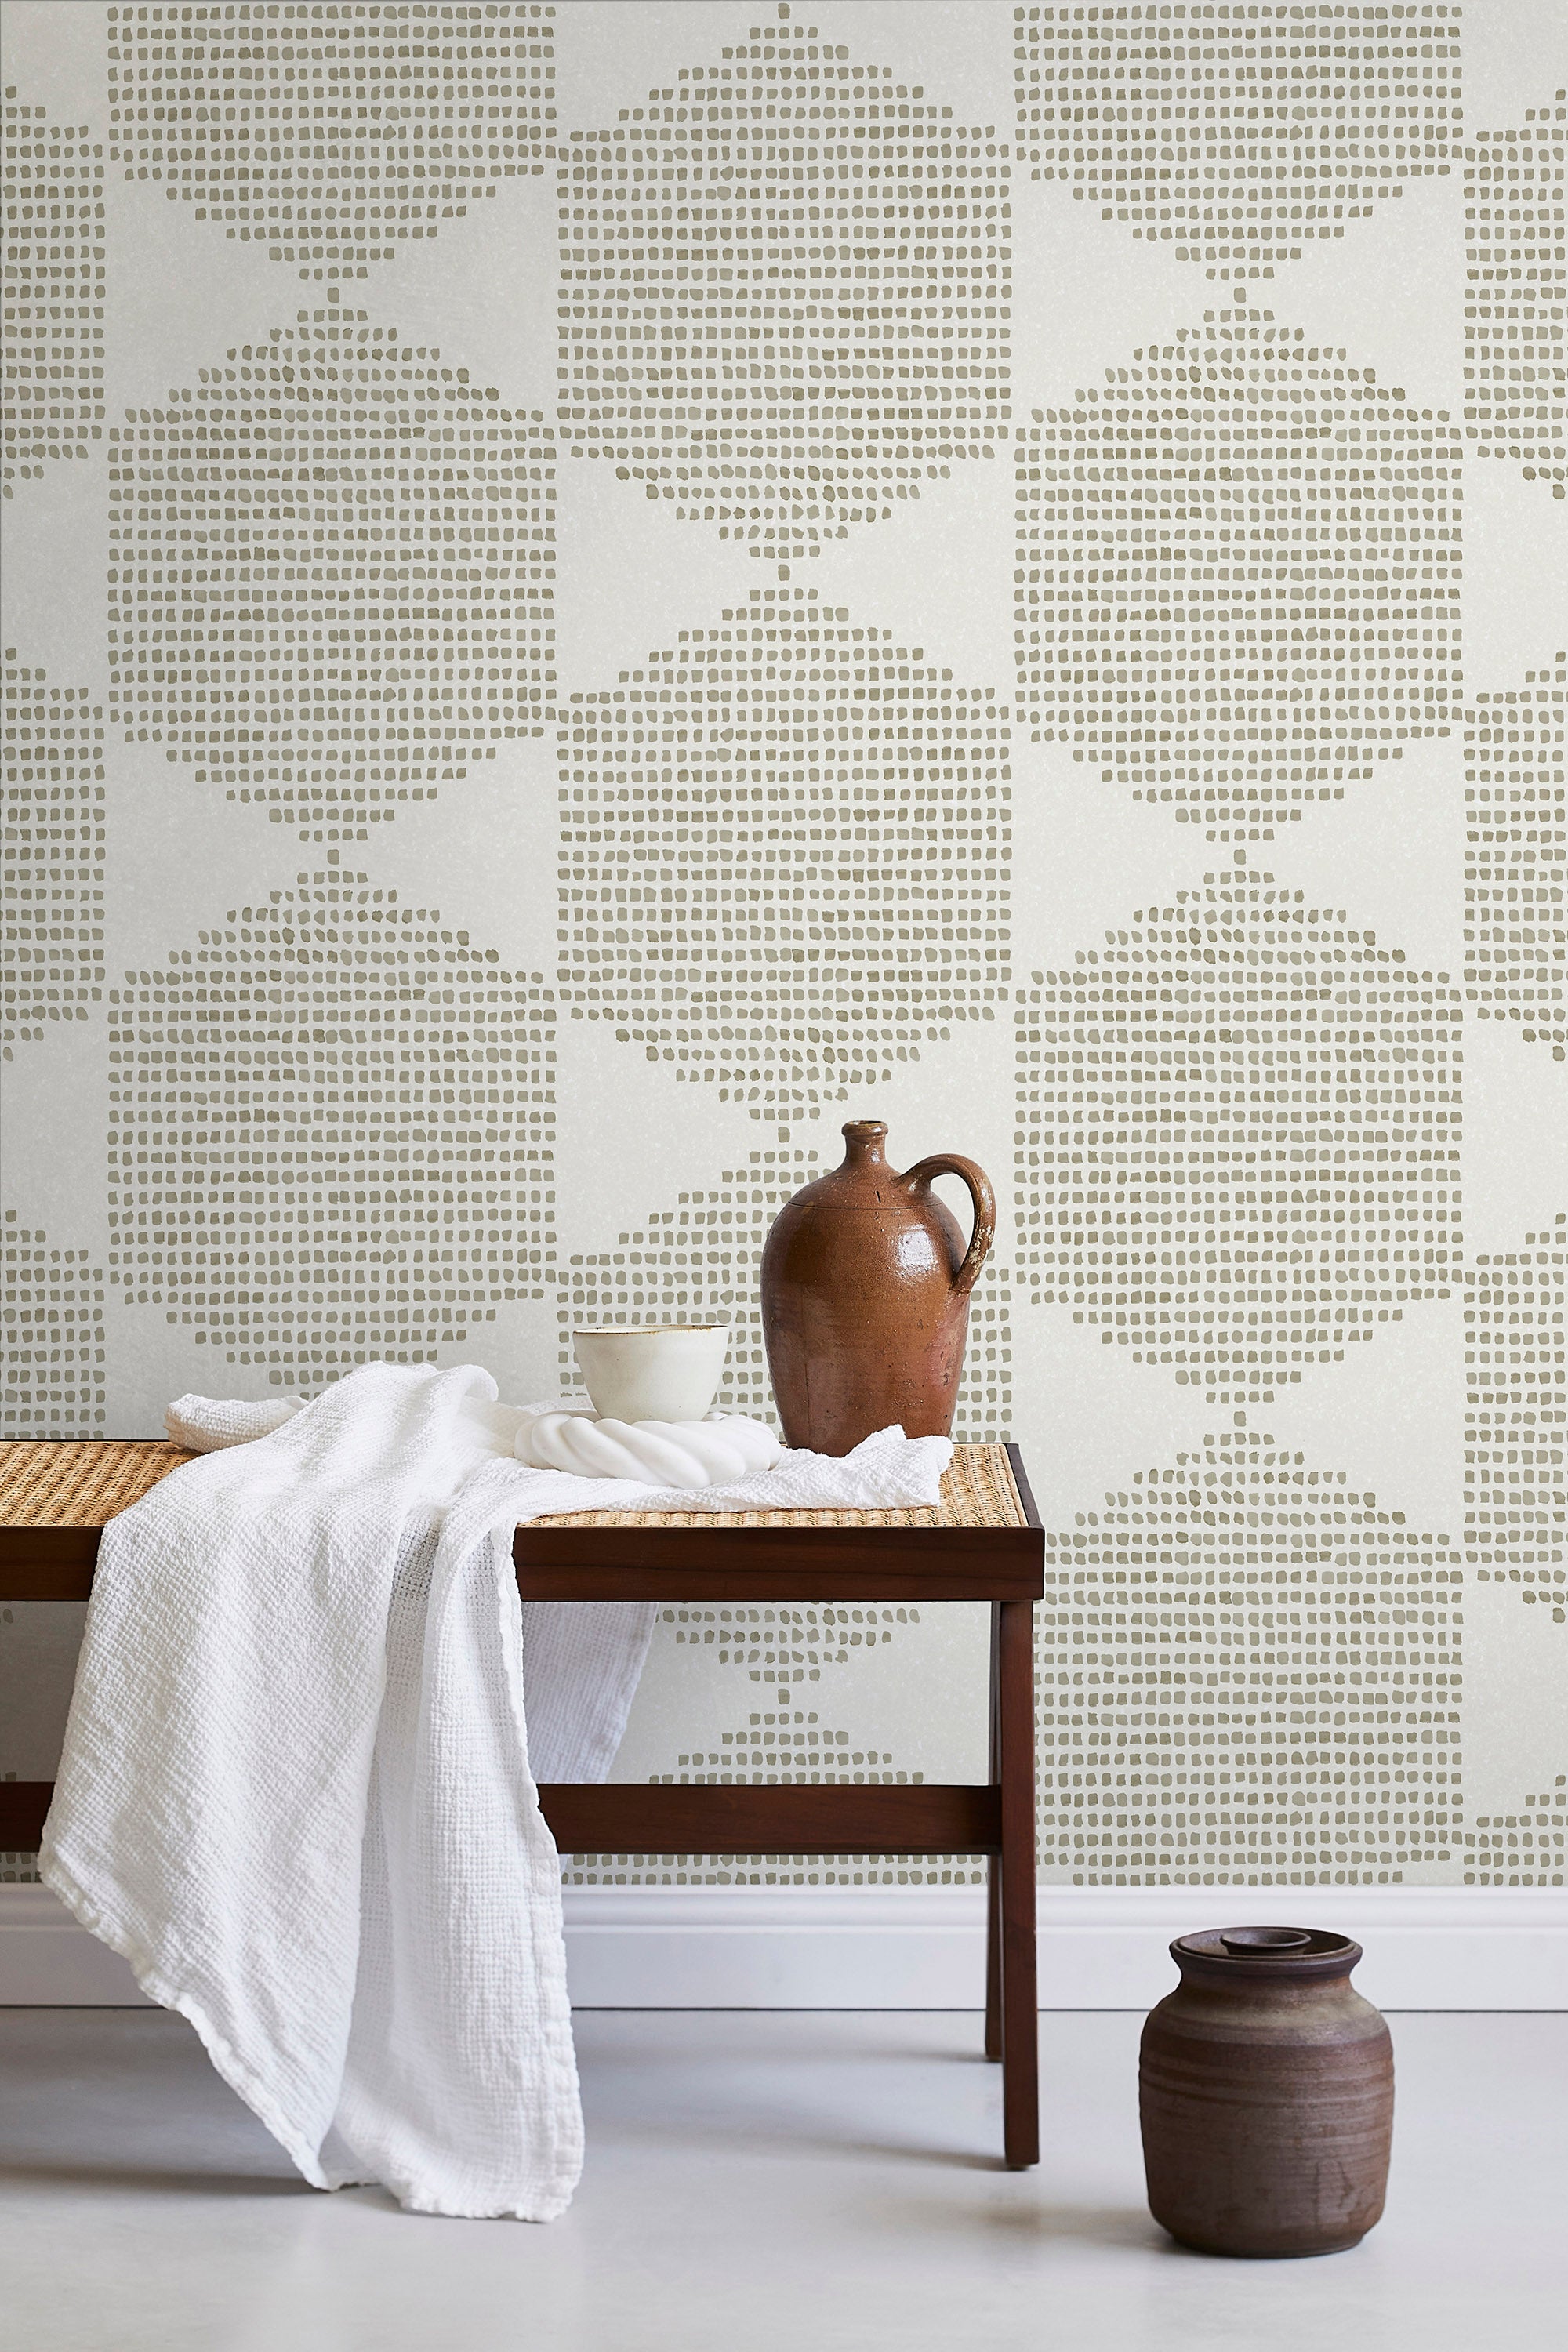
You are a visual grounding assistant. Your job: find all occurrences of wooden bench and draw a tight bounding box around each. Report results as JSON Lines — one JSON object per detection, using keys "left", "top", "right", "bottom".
{"left": 0, "top": 1438, "right": 1044, "bottom": 2169}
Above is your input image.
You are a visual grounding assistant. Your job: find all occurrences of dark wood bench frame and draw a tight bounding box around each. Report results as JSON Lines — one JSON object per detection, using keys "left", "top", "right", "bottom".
{"left": 0, "top": 1443, "right": 1043, "bottom": 2170}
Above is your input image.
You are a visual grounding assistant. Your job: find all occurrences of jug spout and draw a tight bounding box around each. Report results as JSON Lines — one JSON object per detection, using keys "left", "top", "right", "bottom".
{"left": 840, "top": 1120, "right": 889, "bottom": 1166}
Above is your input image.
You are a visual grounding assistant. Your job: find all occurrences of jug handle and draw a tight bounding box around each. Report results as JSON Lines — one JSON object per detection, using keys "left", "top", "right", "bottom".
{"left": 901, "top": 1155, "right": 996, "bottom": 1300}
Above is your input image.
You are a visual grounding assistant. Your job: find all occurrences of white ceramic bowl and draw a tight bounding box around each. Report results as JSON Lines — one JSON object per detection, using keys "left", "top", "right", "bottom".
{"left": 572, "top": 1324, "right": 731, "bottom": 1425}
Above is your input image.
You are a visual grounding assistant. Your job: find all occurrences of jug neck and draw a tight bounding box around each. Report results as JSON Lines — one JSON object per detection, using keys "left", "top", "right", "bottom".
{"left": 840, "top": 1120, "right": 889, "bottom": 1171}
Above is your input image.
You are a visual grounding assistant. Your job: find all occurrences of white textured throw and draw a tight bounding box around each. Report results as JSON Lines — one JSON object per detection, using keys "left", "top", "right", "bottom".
{"left": 42, "top": 1365, "right": 953, "bottom": 2220}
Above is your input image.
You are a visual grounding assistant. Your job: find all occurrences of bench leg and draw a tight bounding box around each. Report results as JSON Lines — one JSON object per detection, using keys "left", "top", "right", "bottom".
{"left": 985, "top": 1606, "right": 1002, "bottom": 2060}
{"left": 985, "top": 1855, "right": 1003, "bottom": 2061}
{"left": 995, "top": 1596, "right": 1038, "bottom": 2169}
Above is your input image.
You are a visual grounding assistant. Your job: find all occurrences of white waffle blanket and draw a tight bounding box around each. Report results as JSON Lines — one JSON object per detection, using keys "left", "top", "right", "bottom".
{"left": 42, "top": 1361, "right": 953, "bottom": 2219}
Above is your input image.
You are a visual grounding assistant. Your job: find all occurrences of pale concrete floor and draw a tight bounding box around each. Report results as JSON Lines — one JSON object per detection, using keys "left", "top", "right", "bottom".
{"left": 0, "top": 2010, "right": 1563, "bottom": 2352}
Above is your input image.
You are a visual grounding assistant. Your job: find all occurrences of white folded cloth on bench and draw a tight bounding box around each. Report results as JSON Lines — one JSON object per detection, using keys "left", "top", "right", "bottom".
{"left": 164, "top": 1391, "right": 306, "bottom": 1450}
{"left": 42, "top": 1364, "right": 953, "bottom": 2219}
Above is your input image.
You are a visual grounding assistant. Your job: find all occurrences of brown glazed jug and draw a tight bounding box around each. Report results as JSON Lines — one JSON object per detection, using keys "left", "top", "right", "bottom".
{"left": 1139, "top": 1926, "right": 1394, "bottom": 2259}
{"left": 760, "top": 1120, "right": 995, "bottom": 1456}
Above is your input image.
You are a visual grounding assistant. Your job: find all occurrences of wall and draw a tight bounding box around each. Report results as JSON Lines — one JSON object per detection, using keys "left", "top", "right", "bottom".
{"left": 2, "top": 0, "right": 1564, "bottom": 1898}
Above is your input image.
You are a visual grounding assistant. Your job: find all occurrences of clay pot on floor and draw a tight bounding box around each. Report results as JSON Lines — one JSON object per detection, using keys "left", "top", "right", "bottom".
{"left": 1139, "top": 1926, "right": 1394, "bottom": 2259}
{"left": 760, "top": 1120, "right": 994, "bottom": 1456}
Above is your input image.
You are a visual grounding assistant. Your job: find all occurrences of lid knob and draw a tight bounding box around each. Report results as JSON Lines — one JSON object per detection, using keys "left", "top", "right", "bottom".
{"left": 1219, "top": 1927, "right": 1315, "bottom": 1955}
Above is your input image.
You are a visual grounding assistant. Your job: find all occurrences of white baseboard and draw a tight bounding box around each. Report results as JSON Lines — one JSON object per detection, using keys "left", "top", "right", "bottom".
{"left": 3, "top": 1882, "right": 1564, "bottom": 2009}
{"left": 560, "top": 1886, "right": 1568, "bottom": 2011}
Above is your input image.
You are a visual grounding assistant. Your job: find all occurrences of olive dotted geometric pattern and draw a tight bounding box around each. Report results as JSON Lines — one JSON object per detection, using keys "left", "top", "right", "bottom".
{"left": 1465, "top": 1218, "right": 1566, "bottom": 1626}
{"left": 1, "top": 90, "right": 104, "bottom": 499}
{"left": 558, "top": 1145, "right": 814, "bottom": 1422}
{"left": 559, "top": 11, "right": 1010, "bottom": 564}
{"left": 1015, "top": 867, "right": 1461, "bottom": 1406}
{"left": 107, "top": 307, "right": 554, "bottom": 844}
{"left": 1465, "top": 657, "right": 1566, "bottom": 1062}
{"left": 1464, "top": 92, "right": 1566, "bottom": 499}
{"left": 1014, "top": 2, "right": 1458, "bottom": 287}
{"left": 1464, "top": 1774, "right": 1566, "bottom": 1887}
{"left": 1038, "top": 1421, "right": 1463, "bottom": 1885}
{"left": 107, "top": 2, "right": 555, "bottom": 284}
{"left": 566, "top": 1616, "right": 985, "bottom": 1892}
{"left": 557, "top": 1142, "right": 1013, "bottom": 1444}
{"left": 664, "top": 1606, "right": 922, "bottom": 1717}
{"left": 6, "top": 3, "right": 1568, "bottom": 1900}
{"left": 1015, "top": 314, "right": 1461, "bottom": 844}
{"left": 2, "top": 1203, "right": 106, "bottom": 1881}
{"left": 0, "top": 1840, "right": 42, "bottom": 1886}
{"left": 1, "top": 654, "right": 104, "bottom": 1060}
{"left": 559, "top": 584, "right": 1010, "bottom": 1127}
{"left": 557, "top": 1144, "right": 1008, "bottom": 1892}
{"left": 107, "top": 860, "right": 554, "bottom": 1387}
{"left": 658, "top": 1708, "right": 913, "bottom": 1797}
{"left": 1, "top": 1210, "right": 107, "bottom": 1437}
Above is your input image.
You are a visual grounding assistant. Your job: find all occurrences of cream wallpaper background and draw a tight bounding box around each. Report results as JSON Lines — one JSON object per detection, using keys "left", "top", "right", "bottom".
{"left": 2, "top": 0, "right": 1563, "bottom": 1894}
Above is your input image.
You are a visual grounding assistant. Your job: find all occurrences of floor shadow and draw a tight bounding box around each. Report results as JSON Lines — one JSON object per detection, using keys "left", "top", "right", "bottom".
{"left": 865, "top": 2194, "right": 1170, "bottom": 2251}
{"left": 768, "top": 2136, "right": 1004, "bottom": 2172}
{"left": 0, "top": 2157, "right": 307, "bottom": 2201}
{"left": 579, "top": 2105, "right": 1009, "bottom": 2170}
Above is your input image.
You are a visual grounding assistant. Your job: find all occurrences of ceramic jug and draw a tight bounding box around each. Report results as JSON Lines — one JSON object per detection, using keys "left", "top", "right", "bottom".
{"left": 760, "top": 1120, "right": 995, "bottom": 1456}
{"left": 1139, "top": 1926, "right": 1395, "bottom": 2259}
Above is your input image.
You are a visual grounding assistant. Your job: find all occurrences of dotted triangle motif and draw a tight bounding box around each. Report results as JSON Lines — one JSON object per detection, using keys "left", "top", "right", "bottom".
{"left": 1016, "top": 312, "right": 1461, "bottom": 844}
{"left": 1, "top": 1212, "right": 107, "bottom": 1438}
{"left": 559, "top": 584, "right": 1010, "bottom": 1125}
{"left": 560, "top": 10, "right": 1010, "bottom": 564}
{"left": 2, "top": 653, "right": 104, "bottom": 1061}
{"left": 1040, "top": 1420, "right": 1463, "bottom": 1886}
{"left": 108, "top": 310, "right": 554, "bottom": 842}
{"left": 107, "top": 2, "right": 557, "bottom": 283}
{"left": 1466, "top": 1218, "right": 1566, "bottom": 1628}
{"left": 1465, "top": 1774, "right": 1566, "bottom": 1886}
{"left": 1465, "top": 662, "right": 1567, "bottom": 1062}
{"left": 1014, "top": 2, "right": 1460, "bottom": 285}
{"left": 1, "top": 91, "right": 104, "bottom": 497}
{"left": 1465, "top": 91, "right": 1567, "bottom": 500}
{"left": 107, "top": 865, "right": 556, "bottom": 1387}
{"left": 1016, "top": 867, "right": 1461, "bottom": 1406}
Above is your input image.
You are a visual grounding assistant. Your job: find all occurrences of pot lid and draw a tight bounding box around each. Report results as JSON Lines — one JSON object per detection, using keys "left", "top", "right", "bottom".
{"left": 1172, "top": 1925, "right": 1363, "bottom": 1976}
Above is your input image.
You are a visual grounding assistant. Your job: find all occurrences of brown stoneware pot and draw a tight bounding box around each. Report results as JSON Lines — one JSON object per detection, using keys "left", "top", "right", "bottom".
{"left": 760, "top": 1120, "right": 995, "bottom": 1456}
{"left": 1139, "top": 1926, "right": 1394, "bottom": 2259}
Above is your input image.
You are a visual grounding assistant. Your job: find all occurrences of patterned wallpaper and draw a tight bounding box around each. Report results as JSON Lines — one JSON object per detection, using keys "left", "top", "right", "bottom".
{"left": 2, "top": 2, "right": 1563, "bottom": 1897}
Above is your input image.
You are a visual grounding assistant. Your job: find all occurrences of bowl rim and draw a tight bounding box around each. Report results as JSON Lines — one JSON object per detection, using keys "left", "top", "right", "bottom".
{"left": 572, "top": 1323, "right": 730, "bottom": 1338}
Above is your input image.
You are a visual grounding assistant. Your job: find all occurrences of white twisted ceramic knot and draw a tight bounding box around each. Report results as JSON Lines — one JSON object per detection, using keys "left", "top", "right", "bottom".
{"left": 514, "top": 1409, "right": 781, "bottom": 1488}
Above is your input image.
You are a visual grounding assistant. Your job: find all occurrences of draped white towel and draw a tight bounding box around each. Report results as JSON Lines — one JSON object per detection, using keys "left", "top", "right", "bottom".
{"left": 41, "top": 1363, "right": 954, "bottom": 2220}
